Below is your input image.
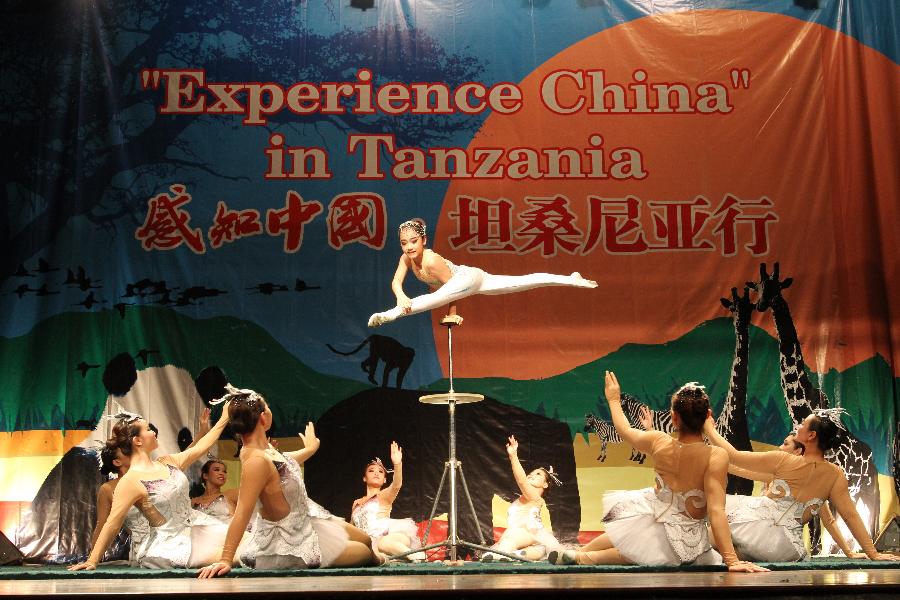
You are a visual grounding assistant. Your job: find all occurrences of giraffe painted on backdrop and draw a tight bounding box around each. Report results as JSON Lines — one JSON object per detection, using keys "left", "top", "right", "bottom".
{"left": 716, "top": 286, "right": 755, "bottom": 496}
{"left": 752, "top": 262, "right": 880, "bottom": 552}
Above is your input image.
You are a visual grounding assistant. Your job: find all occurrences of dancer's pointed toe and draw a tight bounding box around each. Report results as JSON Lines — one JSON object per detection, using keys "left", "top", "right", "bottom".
{"left": 368, "top": 313, "right": 386, "bottom": 328}
{"left": 571, "top": 272, "right": 598, "bottom": 289}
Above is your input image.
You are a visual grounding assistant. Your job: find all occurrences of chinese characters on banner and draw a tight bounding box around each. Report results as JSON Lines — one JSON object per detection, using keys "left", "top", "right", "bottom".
{"left": 136, "top": 185, "right": 776, "bottom": 257}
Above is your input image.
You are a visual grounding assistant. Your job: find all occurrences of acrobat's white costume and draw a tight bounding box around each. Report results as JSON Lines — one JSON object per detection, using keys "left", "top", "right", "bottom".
{"left": 350, "top": 494, "right": 420, "bottom": 549}
{"left": 369, "top": 257, "right": 596, "bottom": 327}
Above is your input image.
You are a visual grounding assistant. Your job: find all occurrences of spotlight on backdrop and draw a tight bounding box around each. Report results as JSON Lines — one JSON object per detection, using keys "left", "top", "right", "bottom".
{"left": 793, "top": 0, "right": 819, "bottom": 10}
{"left": 350, "top": 0, "right": 375, "bottom": 11}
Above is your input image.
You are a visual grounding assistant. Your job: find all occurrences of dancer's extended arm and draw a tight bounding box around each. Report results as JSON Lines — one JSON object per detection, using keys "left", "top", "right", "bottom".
{"left": 284, "top": 422, "right": 320, "bottom": 465}
{"left": 378, "top": 441, "right": 404, "bottom": 505}
{"left": 828, "top": 473, "right": 898, "bottom": 560}
{"left": 71, "top": 477, "right": 145, "bottom": 570}
{"left": 90, "top": 482, "right": 114, "bottom": 548}
{"left": 391, "top": 256, "right": 413, "bottom": 314}
{"left": 167, "top": 403, "right": 231, "bottom": 471}
{"left": 705, "top": 448, "right": 768, "bottom": 572}
{"left": 605, "top": 371, "right": 659, "bottom": 454}
{"left": 506, "top": 435, "right": 541, "bottom": 501}
{"left": 703, "top": 417, "right": 785, "bottom": 474}
{"left": 819, "top": 504, "right": 866, "bottom": 558}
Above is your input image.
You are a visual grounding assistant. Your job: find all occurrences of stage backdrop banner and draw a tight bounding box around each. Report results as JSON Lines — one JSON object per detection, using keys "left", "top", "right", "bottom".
{"left": 0, "top": 0, "right": 897, "bottom": 562}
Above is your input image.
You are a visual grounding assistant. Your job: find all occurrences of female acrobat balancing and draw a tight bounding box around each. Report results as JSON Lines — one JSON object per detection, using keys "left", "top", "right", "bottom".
{"left": 350, "top": 442, "right": 426, "bottom": 561}
{"left": 703, "top": 411, "right": 900, "bottom": 563}
{"left": 71, "top": 405, "right": 233, "bottom": 570}
{"left": 198, "top": 386, "right": 378, "bottom": 577}
{"left": 368, "top": 219, "right": 597, "bottom": 327}
{"left": 551, "top": 372, "right": 767, "bottom": 572}
{"left": 481, "top": 435, "right": 562, "bottom": 561}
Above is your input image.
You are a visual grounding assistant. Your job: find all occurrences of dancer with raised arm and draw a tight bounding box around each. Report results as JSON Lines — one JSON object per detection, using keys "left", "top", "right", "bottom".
{"left": 368, "top": 219, "right": 597, "bottom": 327}
{"left": 481, "top": 435, "right": 562, "bottom": 561}
{"left": 350, "top": 442, "right": 425, "bottom": 562}
{"left": 70, "top": 405, "right": 232, "bottom": 570}
{"left": 89, "top": 443, "right": 148, "bottom": 564}
{"left": 550, "top": 372, "right": 767, "bottom": 572}
{"left": 198, "top": 386, "right": 378, "bottom": 577}
{"left": 703, "top": 411, "right": 899, "bottom": 563}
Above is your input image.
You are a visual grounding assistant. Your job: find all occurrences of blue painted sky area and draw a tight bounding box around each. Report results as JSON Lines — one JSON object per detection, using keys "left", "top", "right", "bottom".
{"left": 2, "top": 0, "right": 897, "bottom": 388}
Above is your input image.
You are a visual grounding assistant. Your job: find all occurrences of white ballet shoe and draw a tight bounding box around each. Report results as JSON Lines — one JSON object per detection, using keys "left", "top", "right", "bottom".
{"left": 368, "top": 313, "right": 390, "bottom": 328}
{"left": 407, "top": 551, "right": 427, "bottom": 563}
{"left": 570, "top": 272, "right": 598, "bottom": 289}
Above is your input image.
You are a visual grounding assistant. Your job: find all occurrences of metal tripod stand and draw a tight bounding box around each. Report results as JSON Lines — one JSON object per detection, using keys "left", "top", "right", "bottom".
{"left": 393, "top": 317, "right": 525, "bottom": 562}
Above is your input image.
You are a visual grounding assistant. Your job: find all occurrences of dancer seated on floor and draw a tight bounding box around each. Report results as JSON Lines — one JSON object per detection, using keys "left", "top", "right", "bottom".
{"left": 350, "top": 442, "right": 426, "bottom": 562}
{"left": 368, "top": 219, "right": 597, "bottom": 327}
{"left": 703, "top": 412, "right": 899, "bottom": 563}
{"left": 198, "top": 386, "right": 379, "bottom": 577}
{"left": 70, "top": 405, "right": 234, "bottom": 570}
{"left": 191, "top": 459, "right": 239, "bottom": 522}
{"left": 481, "top": 435, "right": 563, "bottom": 561}
{"left": 551, "top": 372, "right": 767, "bottom": 572}
{"left": 89, "top": 442, "right": 148, "bottom": 564}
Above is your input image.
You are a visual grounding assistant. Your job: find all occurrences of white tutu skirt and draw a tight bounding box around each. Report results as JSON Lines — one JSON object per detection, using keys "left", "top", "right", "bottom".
{"left": 603, "top": 488, "right": 722, "bottom": 567}
{"left": 373, "top": 518, "right": 421, "bottom": 549}
{"left": 188, "top": 512, "right": 231, "bottom": 567}
{"left": 253, "top": 517, "right": 349, "bottom": 569}
{"left": 725, "top": 495, "right": 805, "bottom": 562}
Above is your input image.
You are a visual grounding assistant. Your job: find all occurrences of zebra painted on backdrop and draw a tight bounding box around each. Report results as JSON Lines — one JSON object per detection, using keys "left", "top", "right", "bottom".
{"left": 584, "top": 413, "right": 647, "bottom": 464}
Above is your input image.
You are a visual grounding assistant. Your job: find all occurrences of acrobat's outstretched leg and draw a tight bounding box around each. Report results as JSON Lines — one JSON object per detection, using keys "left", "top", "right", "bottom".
{"left": 368, "top": 268, "right": 597, "bottom": 327}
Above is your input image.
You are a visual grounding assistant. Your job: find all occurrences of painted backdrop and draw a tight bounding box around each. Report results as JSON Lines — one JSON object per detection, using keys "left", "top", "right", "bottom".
{"left": 1, "top": 0, "right": 898, "bottom": 562}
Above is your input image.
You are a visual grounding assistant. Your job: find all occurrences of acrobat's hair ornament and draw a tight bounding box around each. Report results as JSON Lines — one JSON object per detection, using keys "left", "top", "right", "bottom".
{"left": 210, "top": 383, "right": 262, "bottom": 406}
{"left": 398, "top": 219, "right": 426, "bottom": 237}
{"left": 812, "top": 407, "right": 848, "bottom": 431}
{"left": 676, "top": 382, "right": 706, "bottom": 394}
{"left": 543, "top": 465, "right": 563, "bottom": 487}
{"left": 367, "top": 457, "right": 393, "bottom": 473}
{"left": 104, "top": 410, "right": 143, "bottom": 424}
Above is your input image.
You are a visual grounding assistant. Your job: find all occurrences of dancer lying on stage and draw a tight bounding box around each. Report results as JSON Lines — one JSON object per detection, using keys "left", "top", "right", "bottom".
{"left": 703, "top": 412, "right": 899, "bottom": 563}
{"left": 198, "top": 386, "right": 378, "bottom": 577}
{"left": 350, "top": 443, "right": 426, "bottom": 562}
{"left": 71, "top": 406, "right": 233, "bottom": 570}
{"left": 481, "top": 435, "right": 562, "bottom": 561}
{"left": 191, "top": 459, "right": 239, "bottom": 522}
{"left": 550, "top": 372, "right": 766, "bottom": 572}
{"left": 368, "top": 219, "right": 597, "bottom": 327}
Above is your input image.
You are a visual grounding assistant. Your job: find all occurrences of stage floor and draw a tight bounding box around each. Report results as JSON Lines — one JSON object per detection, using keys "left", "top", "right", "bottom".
{"left": 1, "top": 564, "right": 899, "bottom": 599}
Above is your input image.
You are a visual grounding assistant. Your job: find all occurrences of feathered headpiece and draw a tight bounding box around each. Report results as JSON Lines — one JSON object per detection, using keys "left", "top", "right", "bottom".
{"left": 210, "top": 383, "right": 261, "bottom": 406}
{"left": 812, "top": 407, "right": 848, "bottom": 431}
{"left": 542, "top": 465, "right": 563, "bottom": 487}
{"left": 367, "top": 457, "right": 393, "bottom": 473}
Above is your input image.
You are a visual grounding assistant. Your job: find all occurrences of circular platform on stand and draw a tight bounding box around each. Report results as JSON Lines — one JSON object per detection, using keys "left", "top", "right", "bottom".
{"left": 418, "top": 392, "right": 484, "bottom": 404}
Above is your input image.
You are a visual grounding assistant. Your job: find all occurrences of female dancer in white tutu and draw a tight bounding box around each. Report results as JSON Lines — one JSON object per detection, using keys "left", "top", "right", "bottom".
{"left": 71, "top": 405, "right": 233, "bottom": 570}
{"left": 350, "top": 442, "right": 425, "bottom": 562}
{"left": 551, "top": 372, "right": 766, "bottom": 572}
{"left": 481, "top": 435, "right": 562, "bottom": 561}
{"left": 703, "top": 411, "right": 899, "bottom": 563}
{"left": 89, "top": 442, "right": 148, "bottom": 564}
{"left": 368, "top": 219, "right": 597, "bottom": 327}
{"left": 191, "top": 459, "right": 238, "bottom": 523}
{"left": 198, "top": 386, "right": 378, "bottom": 577}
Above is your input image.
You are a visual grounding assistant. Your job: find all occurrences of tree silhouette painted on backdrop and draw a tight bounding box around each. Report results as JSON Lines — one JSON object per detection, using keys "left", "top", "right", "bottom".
{"left": 0, "top": 0, "right": 485, "bottom": 280}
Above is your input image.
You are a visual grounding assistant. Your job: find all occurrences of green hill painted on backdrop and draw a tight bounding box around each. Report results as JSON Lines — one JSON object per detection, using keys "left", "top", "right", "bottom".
{"left": 0, "top": 306, "right": 368, "bottom": 433}
{"left": 0, "top": 310, "right": 895, "bottom": 473}
{"left": 425, "top": 318, "right": 897, "bottom": 474}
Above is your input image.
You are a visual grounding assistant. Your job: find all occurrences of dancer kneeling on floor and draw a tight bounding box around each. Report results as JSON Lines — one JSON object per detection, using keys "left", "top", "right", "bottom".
{"left": 703, "top": 411, "right": 899, "bottom": 563}
{"left": 198, "top": 386, "right": 379, "bottom": 577}
{"left": 550, "top": 372, "right": 767, "bottom": 572}
{"left": 481, "top": 435, "right": 563, "bottom": 561}
{"left": 351, "top": 442, "right": 426, "bottom": 562}
{"left": 367, "top": 218, "right": 597, "bottom": 328}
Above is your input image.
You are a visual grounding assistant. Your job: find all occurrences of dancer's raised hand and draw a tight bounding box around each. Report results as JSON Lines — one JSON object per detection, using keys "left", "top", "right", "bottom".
{"left": 390, "top": 441, "right": 403, "bottom": 465}
{"left": 604, "top": 370, "right": 621, "bottom": 404}
{"left": 639, "top": 406, "right": 654, "bottom": 431}
{"left": 298, "top": 422, "right": 320, "bottom": 454}
{"left": 506, "top": 435, "right": 519, "bottom": 457}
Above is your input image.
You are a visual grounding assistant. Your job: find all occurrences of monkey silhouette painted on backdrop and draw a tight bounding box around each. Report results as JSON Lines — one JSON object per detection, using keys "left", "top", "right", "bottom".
{"left": 327, "top": 335, "right": 414, "bottom": 389}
